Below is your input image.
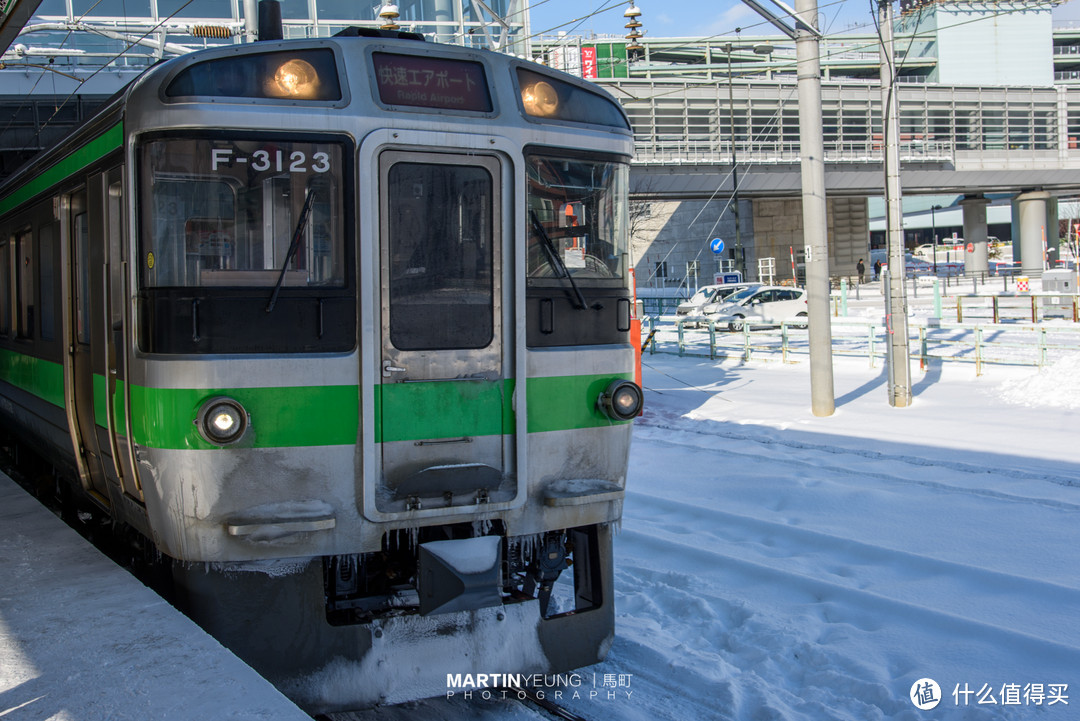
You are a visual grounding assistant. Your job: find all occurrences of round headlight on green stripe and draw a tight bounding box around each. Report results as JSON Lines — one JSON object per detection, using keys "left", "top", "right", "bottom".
{"left": 196, "top": 397, "right": 249, "bottom": 446}
{"left": 598, "top": 380, "right": 643, "bottom": 421}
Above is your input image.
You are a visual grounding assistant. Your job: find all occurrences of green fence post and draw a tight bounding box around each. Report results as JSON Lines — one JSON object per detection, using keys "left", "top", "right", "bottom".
{"left": 975, "top": 326, "right": 983, "bottom": 376}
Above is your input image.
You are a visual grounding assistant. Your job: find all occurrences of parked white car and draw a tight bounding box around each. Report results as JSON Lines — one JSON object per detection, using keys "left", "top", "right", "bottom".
{"left": 704, "top": 285, "right": 808, "bottom": 332}
{"left": 677, "top": 283, "right": 758, "bottom": 326}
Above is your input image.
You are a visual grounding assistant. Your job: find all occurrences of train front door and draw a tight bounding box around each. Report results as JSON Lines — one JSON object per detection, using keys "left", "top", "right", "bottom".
{"left": 376, "top": 151, "right": 513, "bottom": 514}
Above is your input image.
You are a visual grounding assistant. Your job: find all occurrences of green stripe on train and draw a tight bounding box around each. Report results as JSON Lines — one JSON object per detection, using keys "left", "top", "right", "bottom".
{"left": 525, "top": 373, "right": 634, "bottom": 433}
{"left": 0, "top": 121, "right": 123, "bottom": 217}
{"left": 2, "top": 348, "right": 629, "bottom": 450}
{"left": 0, "top": 349, "right": 65, "bottom": 407}
{"left": 374, "top": 380, "right": 514, "bottom": 443}
{"left": 129, "top": 384, "right": 360, "bottom": 450}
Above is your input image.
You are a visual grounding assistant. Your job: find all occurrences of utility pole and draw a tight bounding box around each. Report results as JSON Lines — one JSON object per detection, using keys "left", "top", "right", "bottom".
{"left": 878, "top": 0, "right": 911, "bottom": 407}
{"left": 724, "top": 43, "right": 743, "bottom": 278}
{"left": 794, "top": 0, "right": 834, "bottom": 417}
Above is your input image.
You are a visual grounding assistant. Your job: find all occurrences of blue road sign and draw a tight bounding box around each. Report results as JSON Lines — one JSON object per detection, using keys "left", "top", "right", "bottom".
{"left": 710, "top": 238, "right": 725, "bottom": 254}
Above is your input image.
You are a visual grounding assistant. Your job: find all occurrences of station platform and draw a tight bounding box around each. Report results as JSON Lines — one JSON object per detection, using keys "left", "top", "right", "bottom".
{"left": 0, "top": 472, "right": 312, "bottom": 721}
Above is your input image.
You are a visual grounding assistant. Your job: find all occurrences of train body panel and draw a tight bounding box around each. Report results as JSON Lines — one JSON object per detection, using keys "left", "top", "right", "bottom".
{"left": 0, "top": 30, "right": 638, "bottom": 710}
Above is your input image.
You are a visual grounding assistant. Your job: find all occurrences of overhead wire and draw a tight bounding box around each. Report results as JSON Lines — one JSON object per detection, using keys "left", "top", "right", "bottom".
{"left": 20, "top": 0, "right": 199, "bottom": 151}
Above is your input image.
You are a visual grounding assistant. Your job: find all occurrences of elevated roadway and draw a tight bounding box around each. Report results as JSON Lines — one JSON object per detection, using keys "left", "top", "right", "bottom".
{"left": 596, "top": 77, "right": 1080, "bottom": 283}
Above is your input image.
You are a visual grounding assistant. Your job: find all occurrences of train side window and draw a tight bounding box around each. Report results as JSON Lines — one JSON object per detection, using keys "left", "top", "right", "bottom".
{"left": 74, "top": 212, "right": 91, "bottom": 345}
{"left": 107, "top": 181, "right": 123, "bottom": 331}
{"left": 14, "top": 228, "right": 33, "bottom": 339}
{"left": 0, "top": 239, "right": 10, "bottom": 336}
{"left": 38, "top": 225, "right": 57, "bottom": 342}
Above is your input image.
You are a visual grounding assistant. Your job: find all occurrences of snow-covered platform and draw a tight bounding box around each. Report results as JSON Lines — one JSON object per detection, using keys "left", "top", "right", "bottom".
{"left": 0, "top": 472, "right": 311, "bottom": 721}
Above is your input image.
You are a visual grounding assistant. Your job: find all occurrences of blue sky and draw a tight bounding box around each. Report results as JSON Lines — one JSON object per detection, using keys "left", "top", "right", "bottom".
{"left": 527, "top": 0, "right": 1080, "bottom": 39}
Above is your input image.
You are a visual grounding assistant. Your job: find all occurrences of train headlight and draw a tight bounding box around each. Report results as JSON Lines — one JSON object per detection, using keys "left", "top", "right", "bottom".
{"left": 521, "top": 80, "right": 558, "bottom": 118}
{"left": 267, "top": 58, "right": 320, "bottom": 99}
{"left": 598, "top": 380, "right": 643, "bottom": 421}
{"left": 197, "top": 397, "right": 249, "bottom": 446}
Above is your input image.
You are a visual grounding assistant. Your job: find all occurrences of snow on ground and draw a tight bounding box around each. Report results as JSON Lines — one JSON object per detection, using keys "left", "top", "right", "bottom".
{"left": 346, "top": 343, "right": 1080, "bottom": 721}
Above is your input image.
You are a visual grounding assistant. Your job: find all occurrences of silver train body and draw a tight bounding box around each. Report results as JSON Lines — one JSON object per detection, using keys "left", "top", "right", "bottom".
{"left": 0, "top": 30, "right": 639, "bottom": 711}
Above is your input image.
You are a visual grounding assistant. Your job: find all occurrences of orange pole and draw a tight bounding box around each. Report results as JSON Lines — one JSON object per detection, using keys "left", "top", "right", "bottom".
{"left": 630, "top": 268, "right": 643, "bottom": 395}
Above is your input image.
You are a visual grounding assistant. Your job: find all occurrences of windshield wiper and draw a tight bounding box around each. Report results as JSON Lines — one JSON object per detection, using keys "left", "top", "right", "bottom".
{"left": 529, "top": 210, "right": 589, "bottom": 311}
{"left": 266, "top": 187, "right": 317, "bottom": 313}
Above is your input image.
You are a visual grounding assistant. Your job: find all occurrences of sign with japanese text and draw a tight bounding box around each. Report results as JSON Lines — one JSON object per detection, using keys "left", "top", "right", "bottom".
{"left": 372, "top": 53, "right": 492, "bottom": 112}
{"left": 581, "top": 47, "right": 598, "bottom": 79}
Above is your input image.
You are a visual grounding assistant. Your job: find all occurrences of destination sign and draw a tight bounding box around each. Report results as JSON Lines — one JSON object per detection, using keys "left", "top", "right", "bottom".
{"left": 372, "top": 52, "right": 492, "bottom": 112}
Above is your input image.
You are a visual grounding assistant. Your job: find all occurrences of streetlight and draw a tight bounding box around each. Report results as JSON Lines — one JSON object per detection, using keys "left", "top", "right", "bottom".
{"left": 930, "top": 204, "right": 942, "bottom": 276}
{"left": 723, "top": 41, "right": 772, "bottom": 279}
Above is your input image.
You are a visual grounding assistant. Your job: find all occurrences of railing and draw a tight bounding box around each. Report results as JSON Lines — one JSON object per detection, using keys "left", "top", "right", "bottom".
{"left": 631, "top": 138, "right": 955, "bottom": 165}
{"left": 955, "top": 294, "right": 1080, "bottom": 324}
{"left": 639, "top": 296, "right": 692, "bottom": 315}
{"left": 643, "top": 316, "right": 1080, "bottom": 374}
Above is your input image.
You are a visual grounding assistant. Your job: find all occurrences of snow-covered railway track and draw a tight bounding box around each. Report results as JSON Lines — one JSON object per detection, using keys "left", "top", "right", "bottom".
{"left": 616, "top": 514, "right": 1080, "bottom": 659}
{"left": 624, "top": 488, "right": 1080, "bottom": 608}
{"left": 634, "top": 421, "right": 1080, "bottom": 509}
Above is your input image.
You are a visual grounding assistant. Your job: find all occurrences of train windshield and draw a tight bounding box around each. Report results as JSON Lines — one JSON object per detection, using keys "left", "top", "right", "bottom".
{"left": 526, "top": 153, "right": 629, "bottom": 286}
{"left": 138, "top": 137, "right": 345, "bottom": 289}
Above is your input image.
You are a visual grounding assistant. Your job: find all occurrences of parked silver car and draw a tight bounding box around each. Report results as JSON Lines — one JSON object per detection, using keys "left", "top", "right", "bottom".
{"left": 677, "top": 283, "right": 758, "bottom": 326}
{"left": 703, "top": 285, "right": 808, "bottom": 331}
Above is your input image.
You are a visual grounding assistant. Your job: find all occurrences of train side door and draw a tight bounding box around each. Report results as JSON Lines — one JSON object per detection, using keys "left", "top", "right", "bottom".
{"left": 65, "top": 189, "right": 110, "bottom": 503}
{"left": 103, "top": 168, "right": 140, "bottom": 500}
{"left": 376, "top": 151, "right": 513, "bottom": 514}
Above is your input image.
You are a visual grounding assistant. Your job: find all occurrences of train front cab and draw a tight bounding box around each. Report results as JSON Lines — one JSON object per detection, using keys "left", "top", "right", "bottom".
{"left": 0, "top": 36, "right": 640, "bottom": 713}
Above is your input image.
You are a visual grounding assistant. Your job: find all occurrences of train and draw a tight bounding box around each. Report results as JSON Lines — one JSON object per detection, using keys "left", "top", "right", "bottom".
{"left": 0, "top": 24, "right": 641, "bottom": 713}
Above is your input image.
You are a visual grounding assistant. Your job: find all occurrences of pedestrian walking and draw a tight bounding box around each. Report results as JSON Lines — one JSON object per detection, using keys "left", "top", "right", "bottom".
{"left": 857, "top": 258, "right": 866, "bottom": 284}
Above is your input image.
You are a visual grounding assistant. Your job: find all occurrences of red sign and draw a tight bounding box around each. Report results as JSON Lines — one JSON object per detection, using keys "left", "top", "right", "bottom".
{"left": 372, "top": 53, "right": 492, "bottom": 112}
{"left": 581, "top": 47, "right": 598, "bottom": 79}
{"left": 966, "top": 242, "right": 974, "bottom": 253}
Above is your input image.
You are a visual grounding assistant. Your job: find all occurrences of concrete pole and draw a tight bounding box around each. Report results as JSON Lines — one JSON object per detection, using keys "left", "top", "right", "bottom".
{"left": 794, "top": 0, "right": 835, "bottom": 417}
{"left": 879, "top": 0, "right": 911, "bottom": 408}
{"left": 726, "top": 46, "right": 743, "bottom": 278}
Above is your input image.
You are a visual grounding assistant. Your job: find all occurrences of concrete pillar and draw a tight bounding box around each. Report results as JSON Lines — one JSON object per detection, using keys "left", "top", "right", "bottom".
{"left": 1048, "top": 197, "right": 1061, "bottom": 269}
{"left": 1016, "top": 191, "right": 1051, "bottom": 276}
{"left": 960, "top": 195, "right": 990, "bottom": 275}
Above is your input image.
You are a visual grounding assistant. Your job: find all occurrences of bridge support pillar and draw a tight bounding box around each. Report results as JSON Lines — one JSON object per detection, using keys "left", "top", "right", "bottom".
{"left": 1015, "top": 191, "right": 1056, "bottom": 276}
{"left": 960, "top": 195, "right": 990, "bottom": 275}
